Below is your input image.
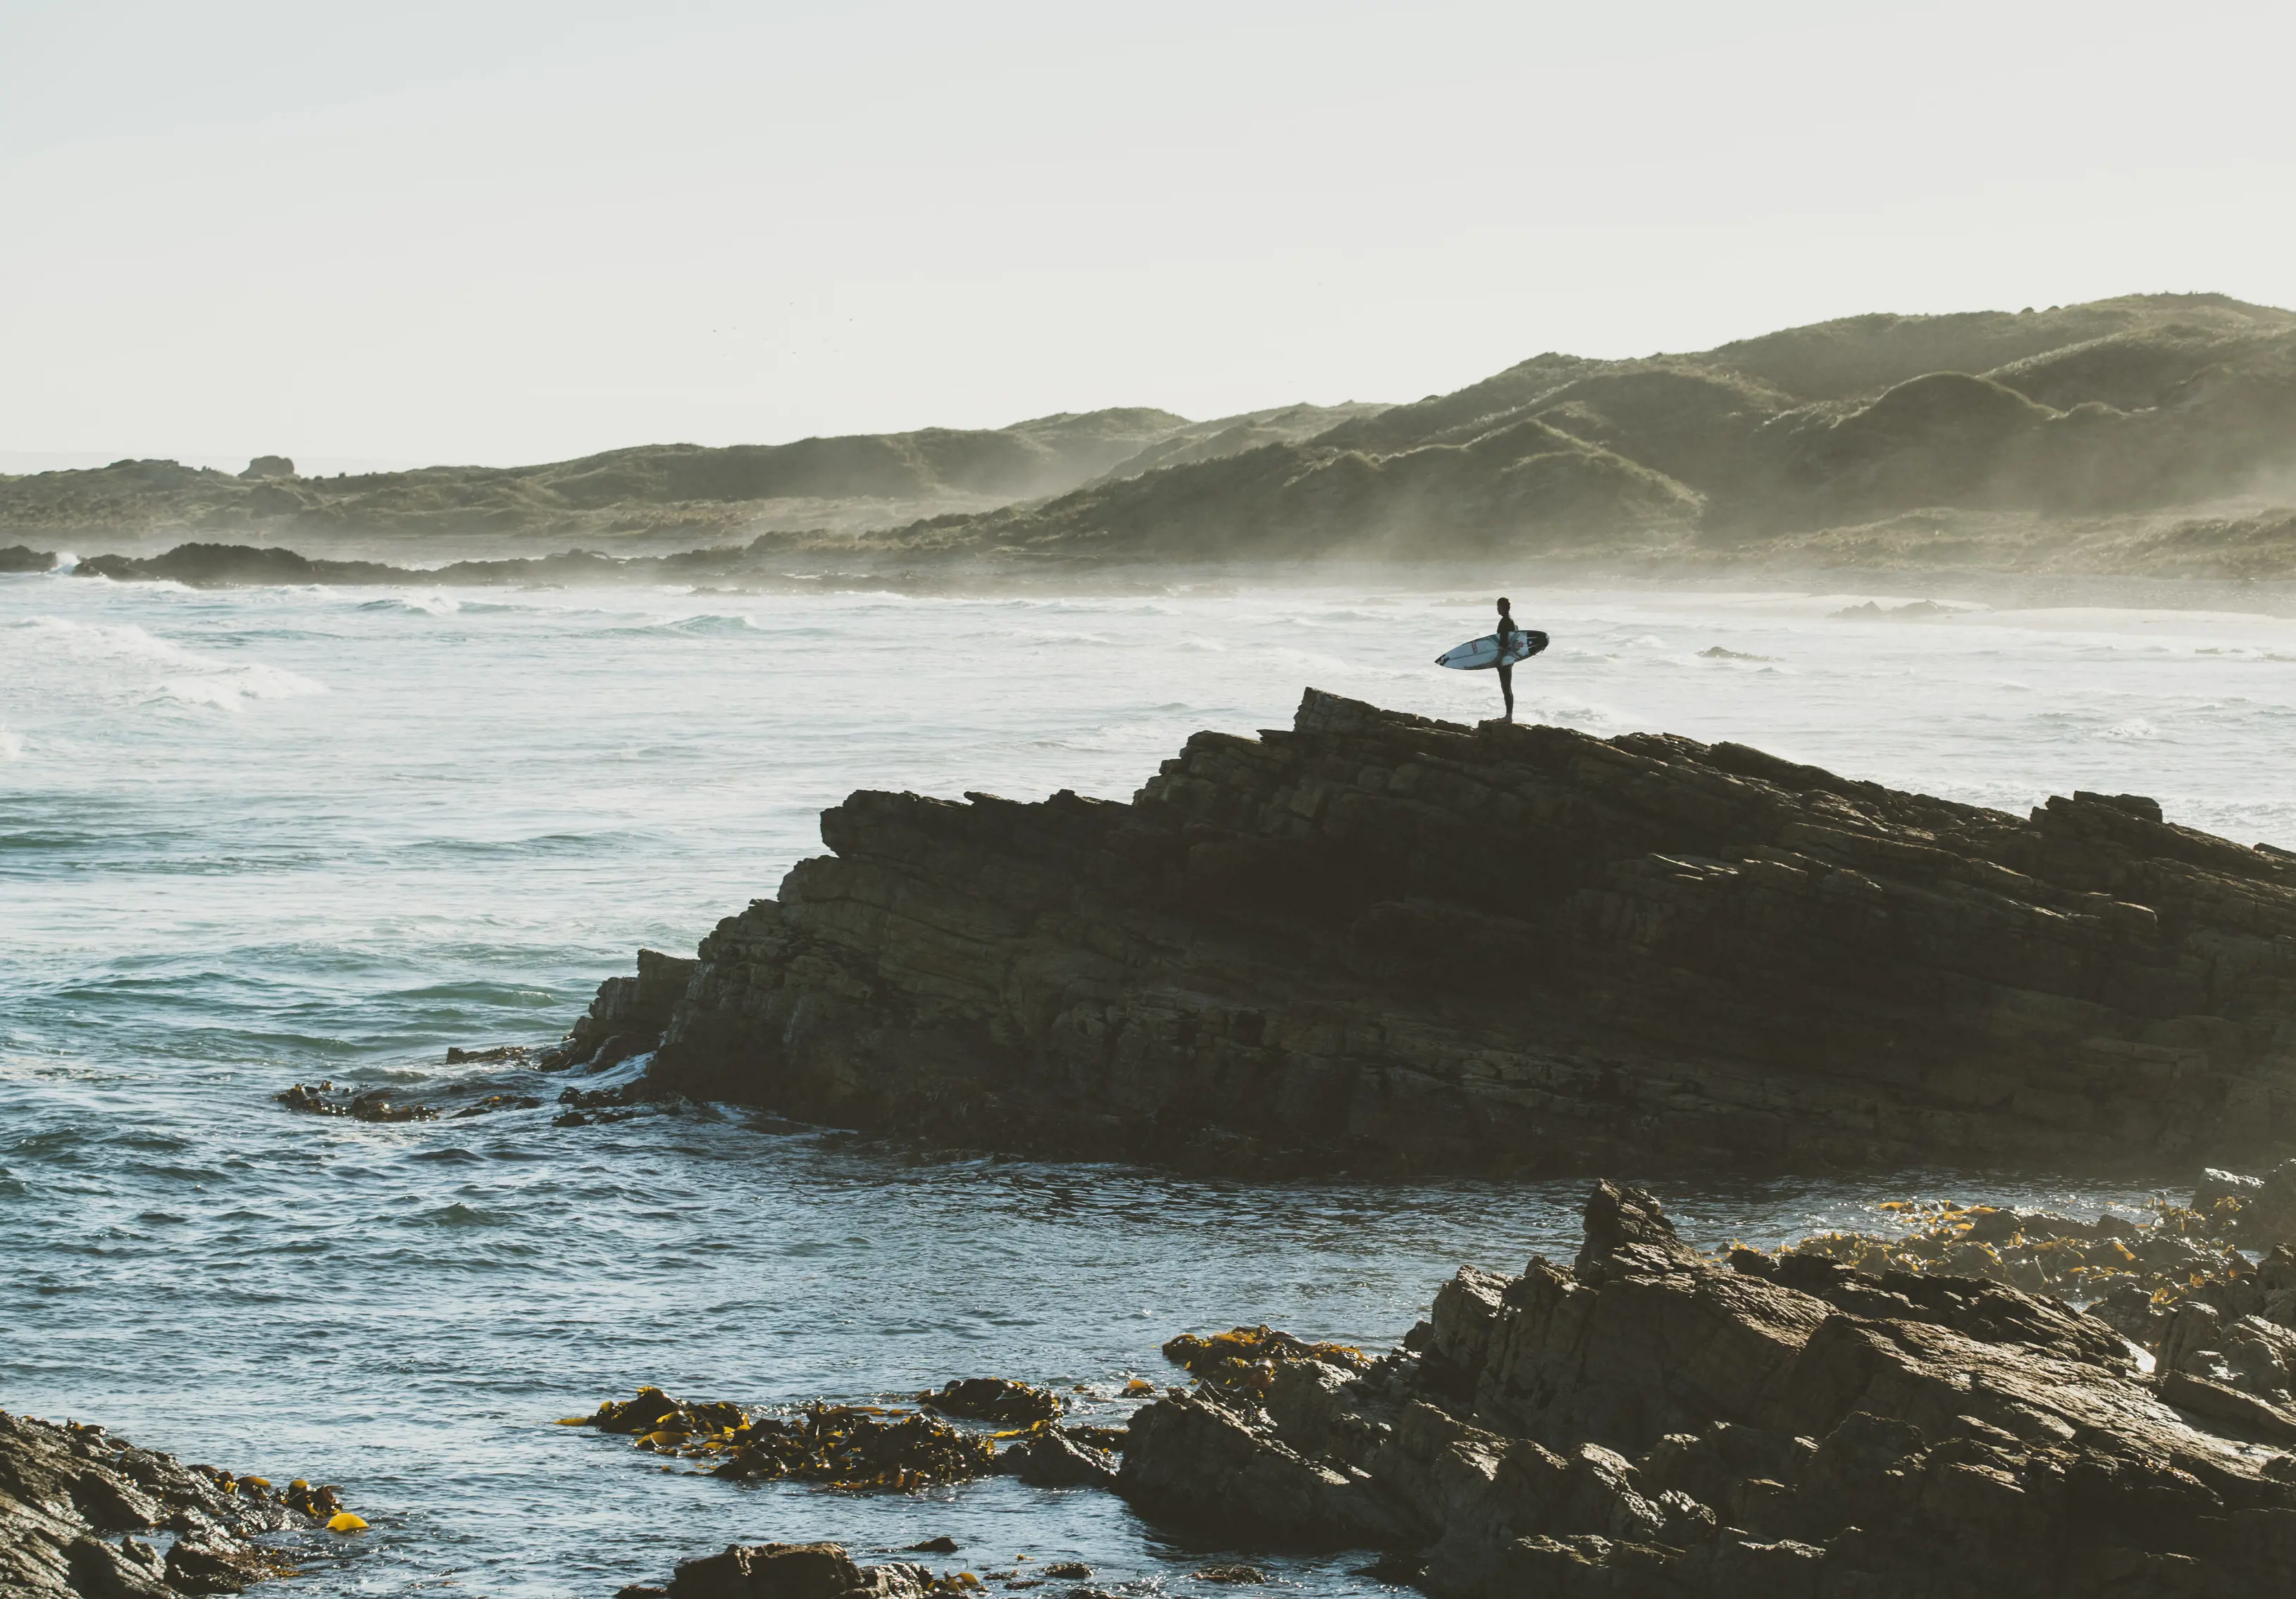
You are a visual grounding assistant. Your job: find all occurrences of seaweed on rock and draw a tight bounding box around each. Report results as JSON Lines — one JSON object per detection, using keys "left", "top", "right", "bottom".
{"left": 1112, "top": 1182, "right": 2296, "bottom": 1598}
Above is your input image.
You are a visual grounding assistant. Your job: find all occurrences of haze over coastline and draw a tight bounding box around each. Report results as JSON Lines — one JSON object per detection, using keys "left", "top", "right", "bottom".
{"left": 11, "top": 293, "right": 2296, "bottom": 581}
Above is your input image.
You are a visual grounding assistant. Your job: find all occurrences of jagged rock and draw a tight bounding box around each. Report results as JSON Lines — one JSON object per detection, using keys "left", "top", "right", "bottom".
{"left": 1160, "top": 1326, "right": 1371, "bottom": 1402}
{"left": 1114, "top": 1183, "right": 2296, "bottom": 1597}
{"left": 0, "top": 1407, "right": 346, "bottom": 1598}
{"left": 273, "top": 1081, "right": 437, "bottom": 1122}
{"left": 2196, "top": 1166, "right": 2266, "bottom": 1212}
{"left": 662, "top": 1542, "right": 942, "bottom": 1599}
{"left": 1771, "top": 1193, "right": 2238, "bottom": 1311}
{"left": 2230, "top": 1158, "right": 2296, "bottom": 1246}
{"left": 583, "top": 690, "right": 2296, "bottom": 1175}
{"left": 0, "top": 544, "right": 56, "bottom": 573}
{"left": 916, "top": 1379, "right": 1063, "bottom": 1425}
{"left": 997, "top": 1429, "right": 1118, "bottom": 1490}
{"left": 545, "top": 948, "right": 697, "bottom": 1071}
{"left": 558, "top": 1387, "right": 995, "bottom": 1490}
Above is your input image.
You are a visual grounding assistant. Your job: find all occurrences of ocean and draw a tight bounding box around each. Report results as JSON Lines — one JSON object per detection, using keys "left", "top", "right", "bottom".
{"left": 6, "top": 565, "right": 2295, "bottom": 1595}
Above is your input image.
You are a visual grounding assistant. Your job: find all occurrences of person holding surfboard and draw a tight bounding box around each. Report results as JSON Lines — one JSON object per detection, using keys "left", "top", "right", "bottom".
{"left": 1494, "top": 597, "right": 1522, "bottom": 721}
{"left": 1433, "top": 597, "right": 1548, "bottom": 721}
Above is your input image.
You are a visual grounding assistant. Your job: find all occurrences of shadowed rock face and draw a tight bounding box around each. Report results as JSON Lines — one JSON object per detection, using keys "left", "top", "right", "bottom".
{"left": 0, "top": 1407, "right": 343, "bottom": 1597}
{"left": 604, "top": 690, "right": 2296, "bottom": 1176}
{"left": 1112, "top": 1183, "right": 2296, "bottom": 1598}
{"left": 650, "top": 1541, "right": 945, "bottom": 1599}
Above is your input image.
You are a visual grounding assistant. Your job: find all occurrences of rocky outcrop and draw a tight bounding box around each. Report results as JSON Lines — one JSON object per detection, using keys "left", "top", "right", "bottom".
{"left": 0, "top": 1407, "right": 349, "bottom": 1597}
{"left": 600, "top": 689, "right": 2296, "bottom": 1176}
{"left": 545, "top": 948, "right": 697, "bottom": 1072}
{"left": 560, "top": 1386, "right": 997, "bottom": 1489}
{"left": 624, "top": 1541, "right": 958, "bottom": 1599}
{"left": 0, "top": 543, "right": 56, "bottom": 573}
{"left": 1115, "top": 1183, "right": 2296, "bottom": 1598}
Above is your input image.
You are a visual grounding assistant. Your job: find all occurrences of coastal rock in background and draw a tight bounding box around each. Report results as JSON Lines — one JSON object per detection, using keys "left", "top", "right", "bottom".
{"left": 0, "top": 543, "right": 56, "bottom": 572}
{"left": 237, "top": 457, "right": 295, "bottom": 480}
{"left": 592, "top": 689, "right": 2296, "bottom": 1176}
{"left": 0, "top": 1407, "right": 345, "bottom": 1598}
{"left": 1115, "top": 1183, "right": 2296, "bottom": 1598}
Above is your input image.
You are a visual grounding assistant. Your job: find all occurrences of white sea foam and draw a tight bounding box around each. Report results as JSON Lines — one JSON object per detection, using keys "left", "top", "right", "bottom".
{"left": 6, "top": 614, "right": 323, "bottom": 715}
{"left": 154, "top": 664, "right": 326, "bottom": 709}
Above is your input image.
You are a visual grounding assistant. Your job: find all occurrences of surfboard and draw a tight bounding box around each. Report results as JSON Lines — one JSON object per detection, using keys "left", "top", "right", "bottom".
{"left": 1437, "top": 628, "right": 1548, "bottom": 671}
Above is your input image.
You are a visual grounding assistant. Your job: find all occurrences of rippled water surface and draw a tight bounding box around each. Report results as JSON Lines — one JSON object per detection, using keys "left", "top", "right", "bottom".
{"left": 8, "top": 567, "right": 2296, "bottom": 1595}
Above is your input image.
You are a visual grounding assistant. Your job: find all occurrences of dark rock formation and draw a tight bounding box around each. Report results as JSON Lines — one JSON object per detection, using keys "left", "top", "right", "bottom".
{"left": 2209, "top": 1156, "right": 2296, "bottom": 1244}
{"left": 560, "top": 1386, "right": 995, "bottom": 1489}
{"left": 542, "top": 948, "right": 697, "bottom": 1072}
{"left": 995, "top": 1428, "right": 1119, "bottom": 1491}
{"left": 68, "top": 542, "right": 767, "bottom": 589}
{"left": 0, "top": 543, "right": 56, "bottom": 573}
{"left": 600, "top": 690, "right": 2296, "bottom": 1176}
{"left": 640, "top": 1541, "right": 955, "bottom": 1599}
{"left": 237, "top": 457, "right": 294, "bottom": 480}
{"left": 0, "top": 1407, "right": 348, "bottom": 1598}
{"left": 1115, "top": 1183, "right": 2296, "bottom": 1598}
{"left": 274, "top": 1080, "right": 438, "bottom": 1122}
{"left": 914, "top": 1379, "right": 1064, "bottom": 1425}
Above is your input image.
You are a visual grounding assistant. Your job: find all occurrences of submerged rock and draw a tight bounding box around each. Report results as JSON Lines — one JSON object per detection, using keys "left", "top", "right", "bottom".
{"left": 915, "top": 1379, "right": 1064, "bottom": 1426}
{"left": 638, "top": 1541, "right": 975, "bottom": 1599}
{"left": 571, "top": 690, "right": 2296, "bottom": 1175}
{"left": 0, "top": 1407, "right": 352, "bottom": 1598}
{"left": 1116, "top": 1182, "right": 2296, "bottom": 1598}
{"left": 448, "top": 1093, "right": 542, "bottom": 1119}
{"left": 273, "top": 1081, "right": 438, "bottom": 1123}
{"left": 560, "top": 1387, "right": 995, "bottom": 1491}
{"left": 444, "top": 1044, "right": 530, "bottom": 1065}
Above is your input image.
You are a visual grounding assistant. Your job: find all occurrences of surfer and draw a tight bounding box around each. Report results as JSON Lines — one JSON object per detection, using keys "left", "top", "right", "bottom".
{"left": 1432, "top": 601, "right": 1546, "bottom": 713}
{"left": 1495, "top": 597, "right": 1521, "bottom": 721}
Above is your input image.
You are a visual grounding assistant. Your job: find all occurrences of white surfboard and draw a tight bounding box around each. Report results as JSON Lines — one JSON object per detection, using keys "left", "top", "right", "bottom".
{"left": 1437, "top": 628, "right": 1548, "bottom": 671}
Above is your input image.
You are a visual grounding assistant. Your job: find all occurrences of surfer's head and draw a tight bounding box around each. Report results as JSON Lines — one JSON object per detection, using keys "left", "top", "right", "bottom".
{"left": 1496, "top": 596, "right": 1512, "bottom": 615}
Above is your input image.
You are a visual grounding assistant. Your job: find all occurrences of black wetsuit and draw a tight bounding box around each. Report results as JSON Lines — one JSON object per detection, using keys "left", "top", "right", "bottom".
{"left": 1496, "top": 609, "right": 1519, "bottom": 718}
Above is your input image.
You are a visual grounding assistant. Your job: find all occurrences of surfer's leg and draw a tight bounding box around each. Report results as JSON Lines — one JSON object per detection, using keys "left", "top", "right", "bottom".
{"left": 1497, "top": 662, "right": 1515, "bottom": 721}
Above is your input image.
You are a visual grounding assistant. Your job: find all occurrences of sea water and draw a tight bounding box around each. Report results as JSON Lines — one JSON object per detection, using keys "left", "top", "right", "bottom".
{"left": 7, "top": 566, "right": 2296, "bottom": 1595}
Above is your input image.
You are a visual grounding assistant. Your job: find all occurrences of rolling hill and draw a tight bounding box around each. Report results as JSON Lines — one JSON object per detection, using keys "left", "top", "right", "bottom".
{"left": 9, "top": 293, "right": 2295, "bottom": 577}
{"left": 907, "top": 294, "right": 2296, "bottom": 566}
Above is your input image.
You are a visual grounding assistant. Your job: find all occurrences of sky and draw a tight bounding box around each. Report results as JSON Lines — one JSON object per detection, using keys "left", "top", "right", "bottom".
{"left": 4, "top": 0, "right": 2293, "bottom": 472}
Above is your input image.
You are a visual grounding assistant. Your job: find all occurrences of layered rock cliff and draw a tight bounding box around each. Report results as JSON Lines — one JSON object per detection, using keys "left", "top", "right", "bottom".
{"left": 1115, "top": 1184, "right": 2296, "bottom": 1598}
{"left": 570, "top": 689, "right": 2296, "bottom": 1175}
{"left": 0, "top": 1406, "right": 350, "bottom": 1597}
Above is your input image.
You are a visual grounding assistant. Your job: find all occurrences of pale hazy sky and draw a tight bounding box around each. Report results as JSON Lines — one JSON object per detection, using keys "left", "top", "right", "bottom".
{"left": 5, "top": 0, "right": 2292, "bottom": 471}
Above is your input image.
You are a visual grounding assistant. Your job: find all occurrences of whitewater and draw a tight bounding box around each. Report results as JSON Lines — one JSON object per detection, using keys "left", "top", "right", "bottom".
{"left": 7, "top": 566, "right": 2296, "bottom": 1595}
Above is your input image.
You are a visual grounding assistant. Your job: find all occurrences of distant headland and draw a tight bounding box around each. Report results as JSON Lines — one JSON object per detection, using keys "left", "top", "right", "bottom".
{"left": 8, "top": 293, "right": 2295, "bottom": 581}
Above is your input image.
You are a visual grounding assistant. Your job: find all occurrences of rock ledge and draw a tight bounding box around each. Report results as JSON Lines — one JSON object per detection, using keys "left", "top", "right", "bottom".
{"left": 567, "top": 689, "right": 2296, "bottom": 1174}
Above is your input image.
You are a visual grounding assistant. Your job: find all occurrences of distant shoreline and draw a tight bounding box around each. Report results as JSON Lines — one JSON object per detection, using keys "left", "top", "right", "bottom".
{"left": 14, "top": 519, "right": 2296, "bottom": 602}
